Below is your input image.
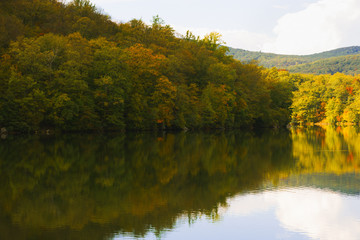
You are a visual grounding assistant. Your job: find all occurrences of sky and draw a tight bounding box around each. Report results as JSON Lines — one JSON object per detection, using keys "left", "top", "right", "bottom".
{"left": 68, "top": 0, "right": 360, "bottom": 55}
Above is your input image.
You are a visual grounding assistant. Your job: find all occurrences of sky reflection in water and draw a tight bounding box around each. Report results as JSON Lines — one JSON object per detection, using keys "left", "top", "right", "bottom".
{"left": 1, "top": 126, "right": 360, "bottom": 240}
{"left": 114, "top": 187, "right": 360, "bottom": 240}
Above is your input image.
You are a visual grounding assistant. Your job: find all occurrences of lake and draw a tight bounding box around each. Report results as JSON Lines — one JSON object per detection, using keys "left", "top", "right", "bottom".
{"left": 0, "top": 126, "right": 360, "bottom": 240}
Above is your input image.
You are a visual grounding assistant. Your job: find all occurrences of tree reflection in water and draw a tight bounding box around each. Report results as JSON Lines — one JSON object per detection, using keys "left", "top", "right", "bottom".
{"left": 0, "top": 127, "right": 359, "bottom": 239}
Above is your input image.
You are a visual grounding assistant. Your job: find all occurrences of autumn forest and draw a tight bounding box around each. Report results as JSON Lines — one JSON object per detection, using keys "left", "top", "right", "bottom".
{"left": 1, "top": 0, "right": 360, "bottom": 132}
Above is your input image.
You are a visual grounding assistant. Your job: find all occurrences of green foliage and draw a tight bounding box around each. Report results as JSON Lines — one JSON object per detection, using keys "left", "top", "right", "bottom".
{"left": 0, "top": 0, "right": 294, "bottom": 132}
{"left": 288, "top": 54, "right": 360, "bottom": 75}
{"left": 228, "top": 46, "right": 360, "bottom": 75}
{"left": 201, "top": 83, "right": 235, "bottom": 128}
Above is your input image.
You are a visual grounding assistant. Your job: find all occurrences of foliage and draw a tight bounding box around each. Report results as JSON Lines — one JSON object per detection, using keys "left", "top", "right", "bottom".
{"left": 228, "top": 46, "right": 360, "bottom": 75}
{"left": 288, "top": 54, "right": 360, "bottom": 75}
{"left": 0, "top": 0, "right": 294, "bottom": 132}
{"left": 290, "top": 73, "right": 360, "bottom": 125}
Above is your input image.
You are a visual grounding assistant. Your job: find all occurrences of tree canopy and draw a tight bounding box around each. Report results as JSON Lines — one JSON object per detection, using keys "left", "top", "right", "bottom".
{"left": 0, "top": 0, "right": 294, "bottom": 132}
{"left": 2, "top": 0, "right": 360, "bottom": 132}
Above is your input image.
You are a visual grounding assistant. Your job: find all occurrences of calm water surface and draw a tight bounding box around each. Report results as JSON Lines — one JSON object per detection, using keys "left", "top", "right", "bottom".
{"left": 1, "top": 127, "right": 360, "bottom": 240}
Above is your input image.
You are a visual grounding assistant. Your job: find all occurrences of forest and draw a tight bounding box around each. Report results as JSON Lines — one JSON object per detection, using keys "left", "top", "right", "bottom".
{"left": 0, "top": 0, "right": 360, "bottom": 132}
{"left": 0, "top": 0, "right": 295, "bottom": 132}
{"left": 290, "top": 72, "right": 360, "bottom": 125}
{"left": 287, "top": 54, "right": 360, "bottom": 75}
{"left": 229, "top": 46, "right": 360, "bottom": 75}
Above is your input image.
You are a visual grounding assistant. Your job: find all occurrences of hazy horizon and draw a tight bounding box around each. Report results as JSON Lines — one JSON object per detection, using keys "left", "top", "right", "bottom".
{"left": 229, "top": 45, "right": 360, "bottom": 56}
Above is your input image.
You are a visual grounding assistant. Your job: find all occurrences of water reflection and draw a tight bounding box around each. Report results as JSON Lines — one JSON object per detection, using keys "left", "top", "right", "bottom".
{"left": 215, "top": 188, "right": 360, "bottom": 240}
{"left": 292, "top": 126, "right": 360, "bottom": 174}
{"left": 0, "top": 127, "right": 359, "bottom": 239}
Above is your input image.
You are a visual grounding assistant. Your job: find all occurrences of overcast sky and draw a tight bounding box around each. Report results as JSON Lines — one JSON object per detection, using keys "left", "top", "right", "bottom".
{"left": 70, "top": 0, "right": 360, "bottom": 55}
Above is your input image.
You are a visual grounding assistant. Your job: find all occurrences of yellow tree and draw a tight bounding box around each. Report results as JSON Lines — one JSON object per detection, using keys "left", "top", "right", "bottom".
{"left": 123, "top": 44, "right": 166, "bottom": 129}
{"left": 151, "top": 76, "right": 177, "bottom": 128}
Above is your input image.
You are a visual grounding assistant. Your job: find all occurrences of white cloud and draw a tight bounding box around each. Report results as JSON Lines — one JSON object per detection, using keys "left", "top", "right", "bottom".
{"left": 272, "top": 189, "right": 360, "bottom": 240}
{"left": 64, "top": 0, "right": 135, "bottom": 3}
{"left": 263, "top": 0, "right": 360, "bottom": 55}
{"left": 222, "top": 30, "right": 273, "bottom": 51}
{"left": 174, "top": 26, "right": 272, "bottom": 51}
{"left": 220, "top": 188, "right": 360, "bottom": 240}
{"left": 273, "top": 5, "right": 288, "bottom": 10}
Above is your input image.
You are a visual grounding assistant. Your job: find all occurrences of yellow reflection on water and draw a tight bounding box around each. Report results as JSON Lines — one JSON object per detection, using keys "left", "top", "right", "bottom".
{"left": 292, "top": 126, "right": 360, "bottom": 174}
{"left": 1, "top": 128, "right": 360, "bottom": 239}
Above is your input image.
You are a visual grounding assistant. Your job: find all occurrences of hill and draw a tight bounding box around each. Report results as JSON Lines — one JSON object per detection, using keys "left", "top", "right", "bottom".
{"left": 287, "top": 54, "right": 360, "bottom": 75}
{"left": 0, "top": 0, "right": 294, "bottom": 132}
{"left": 228, "top": 46, "right": 360, "bottom": 75}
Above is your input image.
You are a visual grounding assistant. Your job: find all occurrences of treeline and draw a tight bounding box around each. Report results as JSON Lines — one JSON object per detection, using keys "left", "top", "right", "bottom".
{"left": 291, "top": 73, "right": 360, "bottom": 125}
{"left": 0, "top": 0, "right": 119, "bottom": 51}
{"left": 0, "top": 0, "right": 294, "bottom": 132}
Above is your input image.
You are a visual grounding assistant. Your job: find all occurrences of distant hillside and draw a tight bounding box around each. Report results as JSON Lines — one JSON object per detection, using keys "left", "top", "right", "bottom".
{"left": 227, "top": 49, "right": 306, "bottom": 68}
{"left": 228, "top": 46, "right": 360, "bottom": 75}
{"left": 287, "top": 54, "right": 360, "bottom": 75}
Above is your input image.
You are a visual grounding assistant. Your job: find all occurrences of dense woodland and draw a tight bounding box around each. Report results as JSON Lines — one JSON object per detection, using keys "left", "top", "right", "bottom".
{"left": 1, "top": 0, "right": 360, "bottom": 132}
{"left": 290, "top": 72, "right": 360, "bottom": 125}
{"left": 0, "top": 0, "right": 295, "bottom": 132}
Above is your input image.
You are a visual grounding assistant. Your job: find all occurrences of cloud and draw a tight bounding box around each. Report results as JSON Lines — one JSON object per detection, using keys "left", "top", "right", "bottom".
{"left": 64, "top": 0, "right": 135, "bottom": 3}
{"left": 64, "top": 0, "right": 360, "bottom": 55}
{"left": 273, "top": 189, "right": 360, "bottom": 240}
{"left": 263, "top": 0, "right": 360, "bottom": 55}
{"left": 221, "top": 188, "right": 360, "bottom": 240}
{"left": 174, "top": 26, "right": 272, "bottom": 51}
{"left": 273, "top": 5, "right": 288, "bottom": 10}
{"left": 221, "top": 30, "right": 273, "bottom": 51}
